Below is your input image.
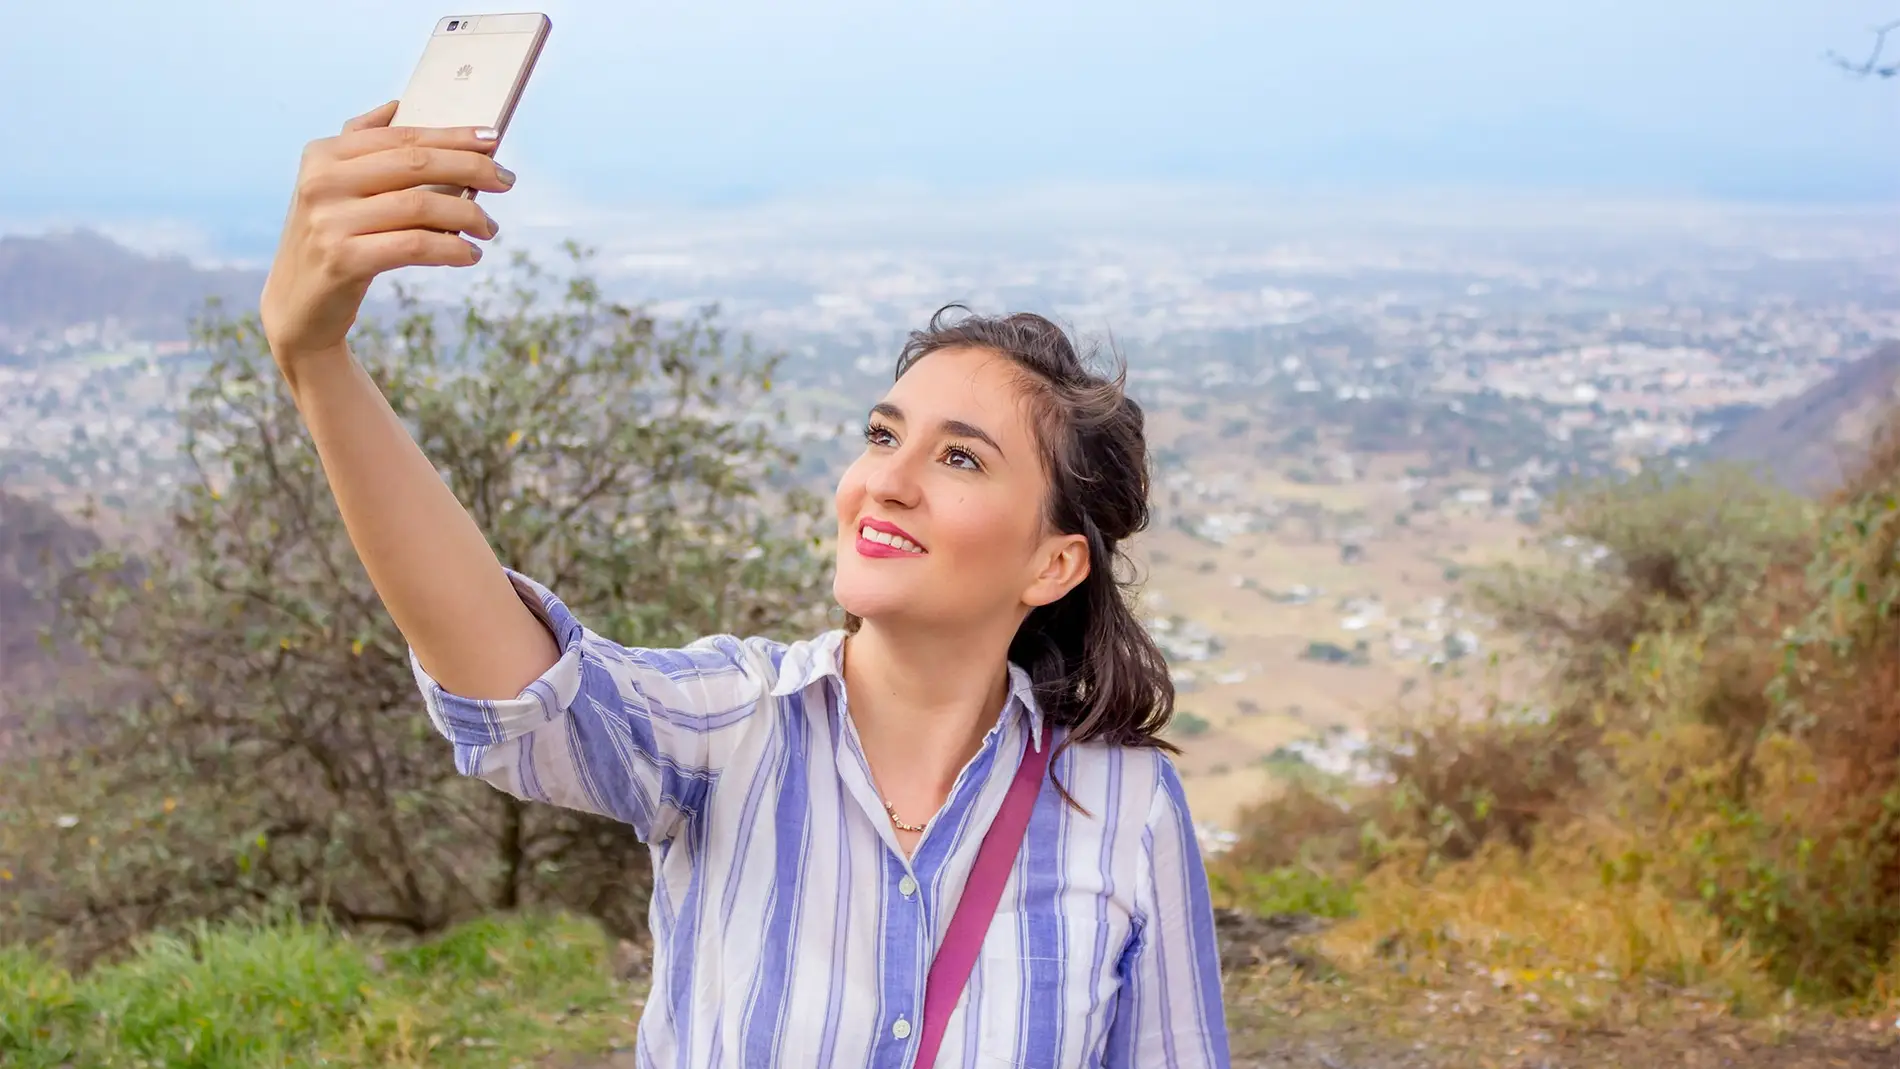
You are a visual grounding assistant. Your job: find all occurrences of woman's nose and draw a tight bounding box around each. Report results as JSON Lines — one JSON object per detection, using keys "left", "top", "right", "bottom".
{"left": 863, "top": 447, "right": 923, "bottom": 507}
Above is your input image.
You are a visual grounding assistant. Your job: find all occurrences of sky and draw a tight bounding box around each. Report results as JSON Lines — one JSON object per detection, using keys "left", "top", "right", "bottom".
{"left": 4, "top": 0, "right": 1900, "bottom": 253}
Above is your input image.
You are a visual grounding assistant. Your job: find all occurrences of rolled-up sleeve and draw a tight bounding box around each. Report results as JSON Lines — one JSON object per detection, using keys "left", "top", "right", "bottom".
{"left": 409, "top": 568, "right": 773, "bottom": 843}
{"left": 1102, "top": 756, "right": 1231, "bottom": 1067}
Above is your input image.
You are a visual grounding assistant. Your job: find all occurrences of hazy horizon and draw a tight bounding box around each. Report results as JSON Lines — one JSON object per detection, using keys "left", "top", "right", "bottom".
{"left": 6, "top": 0, "right": 1900, "bottom": 261}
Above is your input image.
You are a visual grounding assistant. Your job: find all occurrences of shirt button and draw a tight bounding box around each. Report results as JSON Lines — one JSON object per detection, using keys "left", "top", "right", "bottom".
{"left": 892, "top": 1018, "right": 912, "bottom": 1040}
{"left": 898, "top": 874, "right": 918, "bottom": 897}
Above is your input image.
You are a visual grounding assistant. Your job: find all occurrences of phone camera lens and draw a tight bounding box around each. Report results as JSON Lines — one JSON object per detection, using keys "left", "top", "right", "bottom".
{"left": 447, "top": 19, "right": 460, "bottom": 30}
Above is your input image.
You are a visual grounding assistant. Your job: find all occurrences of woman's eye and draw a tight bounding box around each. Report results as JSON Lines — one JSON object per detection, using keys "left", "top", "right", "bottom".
{"left": 862, "top": 423, "right": 978, "bottom": 470}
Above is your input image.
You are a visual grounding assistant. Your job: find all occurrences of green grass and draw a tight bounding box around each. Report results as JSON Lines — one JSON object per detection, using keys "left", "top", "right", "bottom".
{"left": 0, "top": 912, "right": 641, "bottom": 1068}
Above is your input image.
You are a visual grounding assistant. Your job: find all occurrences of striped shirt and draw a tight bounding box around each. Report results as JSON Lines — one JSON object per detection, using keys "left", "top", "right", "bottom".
{"left": 412, "top": 570, "right": 1231, "bottom": 1068}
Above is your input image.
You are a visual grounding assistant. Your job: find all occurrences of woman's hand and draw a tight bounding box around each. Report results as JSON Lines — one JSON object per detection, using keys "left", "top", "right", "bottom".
{"left": 260, "top": 100, "right": 516, "bottom": 379}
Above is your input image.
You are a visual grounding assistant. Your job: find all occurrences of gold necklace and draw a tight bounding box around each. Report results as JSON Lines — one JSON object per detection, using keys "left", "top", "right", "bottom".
{"left": 883, "top": 800, "right": 927, "bottom": 833}
{"left": 844, "top": 637, "right": 929, "bottom": 834}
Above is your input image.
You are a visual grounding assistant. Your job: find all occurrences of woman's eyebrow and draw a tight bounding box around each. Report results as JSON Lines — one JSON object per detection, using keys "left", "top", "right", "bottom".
{"left": 942, "top": 419, "right": 1004, "bottom": 459}
{"left": 870, "top": 402, "right": 1006, "bottom": 460}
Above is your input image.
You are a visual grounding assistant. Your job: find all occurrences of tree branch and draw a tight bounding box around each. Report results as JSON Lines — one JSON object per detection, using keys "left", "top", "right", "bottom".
{"left": 1827, "top": 19, "right": 1900, "bottom": 79}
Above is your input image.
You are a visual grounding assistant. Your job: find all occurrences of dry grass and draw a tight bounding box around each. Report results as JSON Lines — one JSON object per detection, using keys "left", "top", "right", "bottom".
{"left": 1322, "top": 838, "right": 1781, "bottom": 1023}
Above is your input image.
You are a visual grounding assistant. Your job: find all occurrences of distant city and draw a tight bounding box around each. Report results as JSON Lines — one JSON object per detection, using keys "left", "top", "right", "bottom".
{"left": 13, "top": 192, "right": 1898, "bottom": 508}
{"left": 7, "top": 191, "right": 1900, "bottom": 830}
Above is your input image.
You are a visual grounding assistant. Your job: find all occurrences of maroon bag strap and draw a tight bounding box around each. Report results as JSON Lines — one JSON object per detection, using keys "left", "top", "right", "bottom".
{"left": 912, "top": 734, "right": 1052, "bottom": 1068}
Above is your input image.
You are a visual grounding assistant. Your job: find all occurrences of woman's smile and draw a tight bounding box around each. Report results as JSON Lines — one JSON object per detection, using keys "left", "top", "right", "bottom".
{"left": 856, "top": 516, "right": 927, "bottom": 557}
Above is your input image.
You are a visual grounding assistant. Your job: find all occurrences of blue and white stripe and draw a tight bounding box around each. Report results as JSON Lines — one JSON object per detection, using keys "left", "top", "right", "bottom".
{"left": 413, "top": 569, "right": 1230, "bottom": 1068}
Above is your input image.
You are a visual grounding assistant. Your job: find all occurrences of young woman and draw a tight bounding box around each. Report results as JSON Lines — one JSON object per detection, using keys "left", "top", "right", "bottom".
{"left": 261, "top": 103, "right": 1230, "bottom": 1068}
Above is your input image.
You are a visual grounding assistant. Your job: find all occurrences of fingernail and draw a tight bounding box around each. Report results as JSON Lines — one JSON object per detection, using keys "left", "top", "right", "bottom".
{"left": 474, "top": 127, "right": 499, "bottom": 141}
{"left": 469, "top": 242, "right": 483, "bottom": 262}
{"left": 495, "top": 165, "right": 516, "bottom": 188}
{"left": 484, "top": 212, "right": 500, "bottom": 237}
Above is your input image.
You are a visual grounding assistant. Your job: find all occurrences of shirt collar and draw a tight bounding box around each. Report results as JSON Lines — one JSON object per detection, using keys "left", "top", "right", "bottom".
{"left": 771, "top": 629, "right": 1047, "bottom": 752}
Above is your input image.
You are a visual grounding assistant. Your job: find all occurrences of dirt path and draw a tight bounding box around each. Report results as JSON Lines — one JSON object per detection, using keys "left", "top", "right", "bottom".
{"left": 547, "top": 1008, "right": 1899, "bottom": 1069}
{"left": 1222, "top": 973, "right": 1899, "bottom": 1069}
{"left": 1228, "top": 1006, "right": 1899, "bottom": 1068}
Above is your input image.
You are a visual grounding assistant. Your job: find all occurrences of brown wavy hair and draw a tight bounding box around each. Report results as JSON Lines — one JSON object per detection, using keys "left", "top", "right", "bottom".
{"left": 845, "top": 305, "right": 1178, "bottom": 760}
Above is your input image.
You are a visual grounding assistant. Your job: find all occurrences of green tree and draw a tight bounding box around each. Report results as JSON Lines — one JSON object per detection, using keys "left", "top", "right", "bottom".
{"left": 1475, "top": 465, "right": 1814, "bottom": 696}
{"left": 4, "top": 246, "right": 833, "bottom": 962}
{"left": 1368, "top": 467, "right": 1816, "bottom": 866}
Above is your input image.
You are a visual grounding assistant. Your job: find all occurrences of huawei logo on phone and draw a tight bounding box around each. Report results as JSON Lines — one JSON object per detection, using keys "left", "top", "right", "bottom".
{"left": 454, "top": 64, "right": 473, "bottom": 80}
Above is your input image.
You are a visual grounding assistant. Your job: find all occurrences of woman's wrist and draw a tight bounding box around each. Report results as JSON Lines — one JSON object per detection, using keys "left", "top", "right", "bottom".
{"left": 273, "top": 342, "right": 358, "bottom": 407}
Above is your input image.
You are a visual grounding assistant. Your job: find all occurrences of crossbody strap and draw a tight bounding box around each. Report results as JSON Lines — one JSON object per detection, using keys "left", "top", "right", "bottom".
{"left": 912, "top": 733, "right": 1052, "bottom": 1068}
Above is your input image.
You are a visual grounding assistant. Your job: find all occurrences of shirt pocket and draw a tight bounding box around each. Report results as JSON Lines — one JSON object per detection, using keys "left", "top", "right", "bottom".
{"left": 966, "top": 950, "right": 1082, "bottom": 1068}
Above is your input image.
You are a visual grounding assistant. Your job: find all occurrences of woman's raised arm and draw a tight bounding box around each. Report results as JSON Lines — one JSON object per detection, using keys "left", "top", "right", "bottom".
{"left": 258, "top": 104, "right": 778, "bottom": 844}
{"left": 259, "top": 101, "right": 549, "bottom": 700}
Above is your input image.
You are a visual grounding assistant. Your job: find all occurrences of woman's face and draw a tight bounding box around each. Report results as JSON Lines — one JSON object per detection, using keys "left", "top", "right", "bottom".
{"left": 833, "top": 345, "right": 1090, "bottom": 632}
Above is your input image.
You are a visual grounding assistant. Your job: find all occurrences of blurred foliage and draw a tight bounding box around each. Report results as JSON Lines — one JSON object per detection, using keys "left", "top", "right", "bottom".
{"left": 0, "top": 244, "right": 833, "bottom": 965}
{"left": 1208, "top": 863, "right": 1359, "bottom": 921}
{"left": 1230, "top": 434, "right": 1900, "bottom": 1008}
{"left": 1473, "top": 464, "right": 1815, "bottom": 698}
{"left": 1170, "top": 710, "right": 1212, "bottom": 738}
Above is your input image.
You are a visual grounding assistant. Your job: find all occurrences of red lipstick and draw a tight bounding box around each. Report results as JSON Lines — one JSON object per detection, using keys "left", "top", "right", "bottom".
{"left": 855, "top": 517, "right": 926, "bottom": 558}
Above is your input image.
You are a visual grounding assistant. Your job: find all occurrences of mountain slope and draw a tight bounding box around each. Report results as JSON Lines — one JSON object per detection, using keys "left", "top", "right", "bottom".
{"left": 1704, "top": 343, "right": 1900, "bottom": 496}
{"left": 0, "top": 488, "right": 107, "bottom": 740}
{"left": 0, "top": 229, "right": 267, "bottom": 344}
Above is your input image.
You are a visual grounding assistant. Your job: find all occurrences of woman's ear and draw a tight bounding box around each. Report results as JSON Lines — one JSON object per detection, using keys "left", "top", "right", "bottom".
{"left": 1022, "top": 532, "right": 1091, "bottom": 608}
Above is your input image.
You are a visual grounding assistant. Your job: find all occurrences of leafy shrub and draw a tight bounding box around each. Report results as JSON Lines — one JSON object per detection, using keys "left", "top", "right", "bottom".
{"left": 1223, "top": 779, "right": 1368, "bottom": 875}
{"left": 2, "top": 247, "right": 834, "bottom": 965}
{"left": 1225, "top": 454, "right": 1900, "bottom": 1005}
{"left": 1209, "top": 864, "right": 1358, "bottom": 920}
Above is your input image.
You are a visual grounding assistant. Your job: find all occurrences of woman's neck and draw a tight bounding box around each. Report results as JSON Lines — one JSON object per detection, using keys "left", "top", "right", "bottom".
{"left": 842, "top": 619, "right": 1016, "bottom": 805}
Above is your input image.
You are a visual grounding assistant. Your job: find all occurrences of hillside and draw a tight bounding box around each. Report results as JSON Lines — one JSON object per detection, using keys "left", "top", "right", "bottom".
{"left": 1704, "top": 342, "right": 1900, "bottom": 495}
{"left": 0, "top": 488, "right": 105, "bottom": 735}
{"left": 0, "top": 229, "right": 266, "bottom": 347}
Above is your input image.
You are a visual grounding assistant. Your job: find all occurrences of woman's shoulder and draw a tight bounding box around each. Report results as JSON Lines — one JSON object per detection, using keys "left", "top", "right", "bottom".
{"left": 575, "top": 630, "right": 843, "bottom": 708}
{"left": 1058, "top": 732, "right": 1187, "bottom": 780}
{"left": 732, "top": 627, "right": 845, "bottom": 685}
{"left": 1055, "top": 736, "right": 1195, "bottom": 829}
{"left": 647, "top": 628, "right": 846, "bottom": 695}
{"left": 639, "top": 627, "right": 840, "bottom": 666}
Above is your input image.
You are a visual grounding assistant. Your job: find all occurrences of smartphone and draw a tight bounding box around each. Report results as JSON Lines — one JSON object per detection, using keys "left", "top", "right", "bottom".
{"left": 391, "top": 13, "right": 552, "bottom": 199}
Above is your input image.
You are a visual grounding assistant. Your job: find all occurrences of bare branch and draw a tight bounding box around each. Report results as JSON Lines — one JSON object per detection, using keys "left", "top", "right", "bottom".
{"left": 1827, "top": 19, "right": 1900, "bottom": 79}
